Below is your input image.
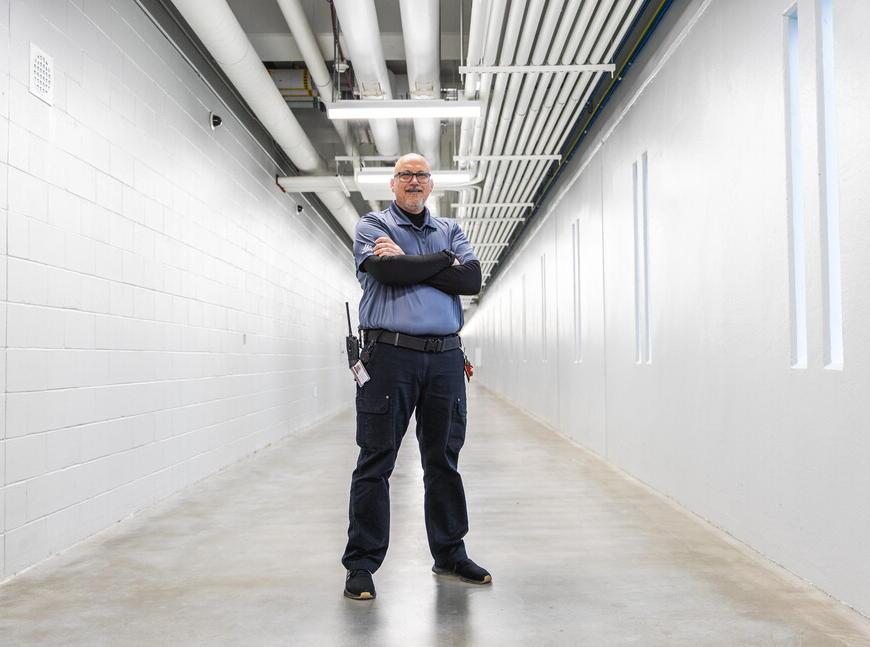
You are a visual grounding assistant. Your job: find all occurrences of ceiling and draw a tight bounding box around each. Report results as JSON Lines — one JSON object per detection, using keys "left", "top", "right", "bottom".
{"left": 206, "top": 0, "right": 650, "bottom": 303}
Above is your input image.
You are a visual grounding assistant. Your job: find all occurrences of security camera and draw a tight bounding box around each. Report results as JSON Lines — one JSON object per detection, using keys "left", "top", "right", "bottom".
{"left": 296, "top": 204, "right": 304, "bottom": 214}
{"left": 209, "top": 112, "right": 222, "bottom": 130}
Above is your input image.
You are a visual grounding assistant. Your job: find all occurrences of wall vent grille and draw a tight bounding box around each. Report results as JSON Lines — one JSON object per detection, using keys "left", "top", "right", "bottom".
{"left": 29, "top": 43, "right": 54, "bottom": 106}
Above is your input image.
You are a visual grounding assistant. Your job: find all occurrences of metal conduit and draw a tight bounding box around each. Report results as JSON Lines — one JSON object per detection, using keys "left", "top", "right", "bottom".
{"left": 492, "top": 0, "right": 640, "bottom": 255}
{"left": 502, "top": 0, "right": 642, "bottom": 231}
{"left": 458, "top": 0, "right": 645, "bottom": 284}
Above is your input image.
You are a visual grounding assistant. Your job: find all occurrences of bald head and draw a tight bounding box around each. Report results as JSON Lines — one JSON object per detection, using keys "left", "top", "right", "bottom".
{"left": 390, "top": 153, "right": 434, "bottom": 214}
{"left": 393, "top": 153, "right": 430, "bottom": 174}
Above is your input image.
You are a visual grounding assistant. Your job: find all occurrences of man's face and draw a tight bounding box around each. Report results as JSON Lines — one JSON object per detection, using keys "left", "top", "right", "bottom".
{"left": 390, "top": 156, "right": 434, "bottom": 214}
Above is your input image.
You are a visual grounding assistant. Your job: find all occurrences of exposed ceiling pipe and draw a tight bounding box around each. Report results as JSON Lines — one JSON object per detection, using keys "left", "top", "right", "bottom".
{"left": 399, "top": 0, "right": 441, "bottom": 167}
{"left": 479, "top": 0, "right": 601, "bottom": 244}
{"left": 490, "top": 0, "right": 586, "bottom": 226}
{"left": 471, "top": 0, "right": 547, "bottom": 246}
{"left": 478, "top": 0, "right": 586, "bottom": 245}
{"left": 480, "top": 0, "right": 638, "bottom": 261}
{"left": 546, "top": 0, "right": 641, "bottom": 155}
{"left": 492, "top": 0, "right": 626, "bottom": 232}
{"left": 459, "top": 0, "right": 515, "bottom": 169}
{"left": 457, "top": 0, "right": 487, "bottom": 165}
{"left": 275, "top": 0, "right": 353, "bottom": 156}
{"left": 169, "top": 0, "right": 359, "bottom": 238}
{"left": 506, "top": 0, "right": 639, "bottom": 214}
{"left": 476, "top": 0, "right": 558, "bottom": 239}
{"left": 479, "top": 0, "right": 640, "bottom": 284}
{"left": 459, "top": 0, "right": 644, "bottom": 286}
{"left": 458, "top": 0, "right": 508, "bottom": 216}
{"left": 275, "top": 0, "right": 379, "bottom": 212}
{"left": 461, "top": 0, "right": 524, "bottom": 232}
{"left": 331, "top": 0, "right": 401, "bottom": 157}
{"left": 475, "top": 0, "right": 524, "bottom": 159}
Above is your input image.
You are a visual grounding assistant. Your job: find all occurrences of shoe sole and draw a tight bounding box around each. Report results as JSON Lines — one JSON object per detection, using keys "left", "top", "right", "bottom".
{"left": 343, "top": 589, "right": 375, "bottom": 600}
{"left": 432, "top": 566, "right": 492, "bottom": 585}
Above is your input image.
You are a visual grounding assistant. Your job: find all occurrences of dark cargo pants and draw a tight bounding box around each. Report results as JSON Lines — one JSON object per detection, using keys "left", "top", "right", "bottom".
{"left": 341, "top": 342, "right": 469, "bottom": 573}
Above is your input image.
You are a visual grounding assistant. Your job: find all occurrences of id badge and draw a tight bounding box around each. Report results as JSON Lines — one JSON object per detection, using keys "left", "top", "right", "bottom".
{"left": 350, "top": 360, "right": 371, "bottom": 387}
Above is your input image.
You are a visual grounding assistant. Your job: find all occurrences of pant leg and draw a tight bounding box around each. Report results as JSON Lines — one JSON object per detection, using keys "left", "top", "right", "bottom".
{"left": 342, "top": 344, "right": 418, "bottom": 573}
{"left": 415, "top": 348, "right": 470, "bottom": 566}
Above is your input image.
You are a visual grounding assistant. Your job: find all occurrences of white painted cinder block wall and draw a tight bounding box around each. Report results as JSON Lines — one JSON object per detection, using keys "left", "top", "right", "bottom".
{"left": 464, "top": 0, "right": 870, "bottom": 617}
{"left": 0, "top": 0, "right": 358, "bottom": 578}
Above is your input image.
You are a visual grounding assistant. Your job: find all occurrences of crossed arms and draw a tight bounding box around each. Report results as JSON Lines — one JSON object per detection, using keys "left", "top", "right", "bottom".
{"left": 362, "top": 236, "right": 482, "bottom": 296}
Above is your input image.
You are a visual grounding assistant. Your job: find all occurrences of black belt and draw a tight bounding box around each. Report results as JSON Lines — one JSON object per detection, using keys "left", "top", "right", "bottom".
{"left": 363, "top": 329, "right": 462, "bottom": 353}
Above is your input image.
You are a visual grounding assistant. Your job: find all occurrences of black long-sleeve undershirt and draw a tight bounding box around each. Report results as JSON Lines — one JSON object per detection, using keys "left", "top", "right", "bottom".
{"left": 362, "top": 254, "right": 482, "bottom": 295}
{"left": 422, "top": 260, "right": 482, "bottom": 295}
{"left": 362, "top": 252, "right": 453, "bottom": 286}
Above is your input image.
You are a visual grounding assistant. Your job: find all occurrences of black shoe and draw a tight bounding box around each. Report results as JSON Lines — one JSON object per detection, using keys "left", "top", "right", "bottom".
{"left": 432, "top": 558, "right": 492, "bottom": 584}
{"left": 344, "top": 569, "right": 376, "bottom": 600}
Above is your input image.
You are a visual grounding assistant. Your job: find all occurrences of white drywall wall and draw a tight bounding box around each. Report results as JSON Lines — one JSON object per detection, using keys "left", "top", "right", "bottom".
{"left": 464, "top": 0, "right": 870, "bottom": 617}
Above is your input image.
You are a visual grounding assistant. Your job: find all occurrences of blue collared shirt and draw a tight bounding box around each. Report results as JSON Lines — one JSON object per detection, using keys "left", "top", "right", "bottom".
{"left": 354, "top": 202, "right": 478, "bottom": 336}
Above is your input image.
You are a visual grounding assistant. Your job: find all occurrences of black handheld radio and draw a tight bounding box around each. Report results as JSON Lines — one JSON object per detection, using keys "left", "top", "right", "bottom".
{"left": 345, "top": 302, "right": 360, "bottom": 368}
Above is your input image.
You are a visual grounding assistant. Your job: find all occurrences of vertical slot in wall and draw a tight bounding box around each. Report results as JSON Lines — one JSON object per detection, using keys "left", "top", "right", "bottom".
{"left": 541, "top": 255, "right": 547, "bottom": 360}
{"left": 521, "top": 275, "right": 528, "bottom": 360}
{"left": 817, "top": 0, "right": 843, "bottom": 369}
{"left": 633, "top": 154, "right": 652, "bottom": 364}
{"left": 784, "top": 4, "right": 808, "bottom": 368}
{"left": 633, "top": 160, "right": 642, "bottom": 363}
{"left": 508, "top": 290, "right": 514, "bottom": 348}
{"left": 642, "top": 152, "right": 652, "bottom": 363}
{"left": 572, "top": 219, "right": 583, "bottom": 362}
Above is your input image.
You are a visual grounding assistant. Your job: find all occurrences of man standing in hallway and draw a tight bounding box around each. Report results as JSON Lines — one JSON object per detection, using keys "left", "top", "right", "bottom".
{"left": 342, "top": 153, "right": 489, "bottom": 600}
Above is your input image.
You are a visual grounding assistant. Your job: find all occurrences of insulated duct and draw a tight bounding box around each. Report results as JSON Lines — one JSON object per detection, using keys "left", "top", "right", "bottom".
{"left": 331, "top": 0, "right": 401, "bottom": 157}
{"left": 169, "top": 0, "right": 360, "bottom": 238}
{"left": 399, "top": 0, "right": 441, "bottom": 167}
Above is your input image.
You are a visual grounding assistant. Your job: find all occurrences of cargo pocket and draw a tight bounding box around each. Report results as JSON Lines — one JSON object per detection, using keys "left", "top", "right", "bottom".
{"left": 447, "top": 397, "right": 467, "bottom": 453}
{"left": 356, "top": 394, "right": 393, "bottom": 451}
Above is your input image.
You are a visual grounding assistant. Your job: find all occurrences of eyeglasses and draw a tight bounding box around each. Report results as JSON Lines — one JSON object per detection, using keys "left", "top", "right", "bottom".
{"left": 394, "top": 171, "right": 432, "bottom": 183}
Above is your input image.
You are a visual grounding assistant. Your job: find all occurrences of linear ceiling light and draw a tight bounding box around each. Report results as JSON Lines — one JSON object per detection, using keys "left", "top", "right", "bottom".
{"left": 454, "top": 218, "right": 526, "bottom": 223}
{"left": 326, "top": 100, "right": 482, "bottom": 120}
{"left": 276, "top": 175, "right": 346, "bottom": 193}
{"left": 355, "top": 170, "right": 476, "bottom": 186}
{"left": 458, "top": 64, "right": 616, "bottom": 75}
{"left": 453, "top": 155, "right": 560, "bottom": 162}
{"left": 451, "top": 202, "right": 534, "bottom": 209}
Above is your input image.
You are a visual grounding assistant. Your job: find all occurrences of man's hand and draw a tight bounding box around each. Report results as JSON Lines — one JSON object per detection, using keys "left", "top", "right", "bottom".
{"left": 373, "top": 237, "right": 405, "bottom": 257}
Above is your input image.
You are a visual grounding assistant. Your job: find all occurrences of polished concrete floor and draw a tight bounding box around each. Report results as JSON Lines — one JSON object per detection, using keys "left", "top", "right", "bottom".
{"left": 2, "top": 384, "right": 870, "bottom": 646}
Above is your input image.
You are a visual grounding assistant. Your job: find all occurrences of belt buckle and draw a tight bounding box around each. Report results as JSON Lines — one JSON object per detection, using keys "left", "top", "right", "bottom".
{"left": 424, "top": 337, "right": 443, "bottom": 353}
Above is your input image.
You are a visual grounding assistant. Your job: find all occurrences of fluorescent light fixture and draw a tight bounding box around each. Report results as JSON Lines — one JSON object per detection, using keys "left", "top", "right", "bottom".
{"left": 355, "top": 170, "right": 476, "bottom": 186}
{"left": 432, "top": 171, "right": 475, "bottom": 185}
{"left": 450, "top": 202, "right": 534, "bottom": 209}
{"left": 458, "top": 64, "right": 616, "bottom": 75}
{"left": 326, "top": 100, "right": 481, "bottom": 120}
{"left": 276, "top": 176, "right": 345, "bottom": 192}
{"left": 453, "top": 155, "right": 560, "bottom": 162}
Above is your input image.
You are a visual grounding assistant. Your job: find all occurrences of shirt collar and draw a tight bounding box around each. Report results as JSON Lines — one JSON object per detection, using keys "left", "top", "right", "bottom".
{"left": 390, "top": 202, "right": 436, "bottom": 230}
